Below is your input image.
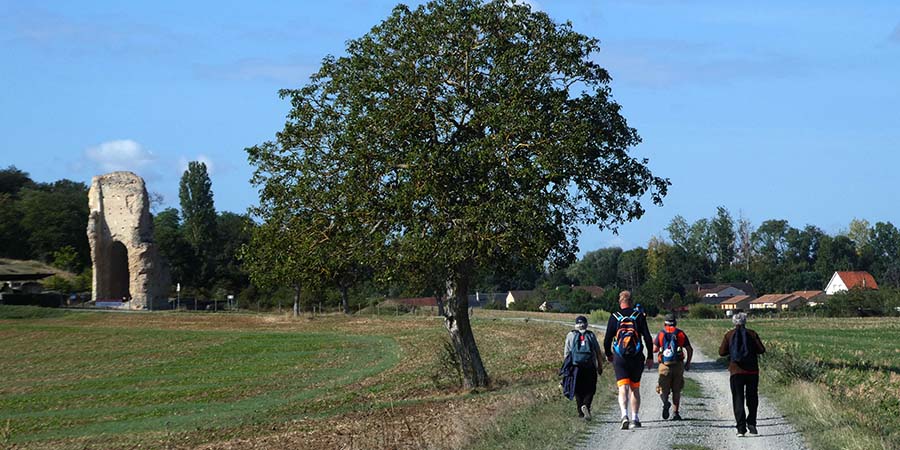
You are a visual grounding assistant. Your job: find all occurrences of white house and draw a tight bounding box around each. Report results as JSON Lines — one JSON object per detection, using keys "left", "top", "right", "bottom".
{"left": 824, "top": 271, "right": 878, "bottom": 295}
{"left": 505, "top": 290, "right": 536, "bottom": 309}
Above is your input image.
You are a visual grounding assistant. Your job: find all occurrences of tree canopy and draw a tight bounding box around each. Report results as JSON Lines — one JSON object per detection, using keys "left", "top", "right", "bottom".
{"left": 247, "top": 0, "right": 667, "bottom": 388}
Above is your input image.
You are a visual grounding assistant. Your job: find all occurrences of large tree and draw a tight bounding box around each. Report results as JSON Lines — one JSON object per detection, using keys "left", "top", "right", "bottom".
{"left": 566, "top": 247, "right": 622, "bottom": 287}
{"left": 18, "top": 180, "right": 90, "bottom": 267}
{"left": 179, "top": 161, "right": 217, "bottom": 289}
{"left": 710, "top": 206, "right": 736, "bottom": 273}
{"left": 246, "top": 0, "right": 668, "bottom": 388}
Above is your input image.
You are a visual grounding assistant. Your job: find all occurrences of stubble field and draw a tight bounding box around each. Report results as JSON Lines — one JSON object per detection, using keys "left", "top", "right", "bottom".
{"left": 0, "top": 306, "right": 593, "bottom": 450}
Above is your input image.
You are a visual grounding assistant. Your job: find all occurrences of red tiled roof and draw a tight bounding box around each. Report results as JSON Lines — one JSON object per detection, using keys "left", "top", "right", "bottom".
{"left": 791, "top": 290, "right": 824, "bottom": 300}
{"left": 836, "top": 272, "right": 879, "bottom": 290}
{"left": 750, "top": 294, "right": 795, "bottom": 304}
{"left": 720, "top": 295, "right": 753, "bottom": 304}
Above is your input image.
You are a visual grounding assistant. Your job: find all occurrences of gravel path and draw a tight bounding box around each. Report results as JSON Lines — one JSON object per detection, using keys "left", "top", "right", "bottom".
{"left": 577, "top": 347, "right": 807, "bottom": 450}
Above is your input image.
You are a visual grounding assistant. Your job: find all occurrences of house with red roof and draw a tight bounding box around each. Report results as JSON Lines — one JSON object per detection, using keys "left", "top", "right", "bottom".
{"left": 791, "top": 290, "right": 826, "bottom": 306}
{"left": 718, "top": 295, "right": 754, "bottom": 311}
{"left": 825, "top": 271, "right": 878, "bottom": 295}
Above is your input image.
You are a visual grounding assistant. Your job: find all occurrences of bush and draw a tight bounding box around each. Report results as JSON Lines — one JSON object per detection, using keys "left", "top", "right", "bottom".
{"left": 688, "top": 303, "right": 719, "bottom": 319}
{"left": 589, "top": 309, "right": 610, "bottom": 324}
{"left": 764, "top": 341, "right": 823, "bottom": 384}
{"left": 41, "top": 275, "right": 73, "bottom": 293}
{"left": 482, "top": 300, "right": 504, "bottom": 310}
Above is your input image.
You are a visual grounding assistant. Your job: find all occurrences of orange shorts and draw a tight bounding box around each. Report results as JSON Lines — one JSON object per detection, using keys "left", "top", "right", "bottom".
{"left": 616, "top": 378, "right": 641, "bottom": 389}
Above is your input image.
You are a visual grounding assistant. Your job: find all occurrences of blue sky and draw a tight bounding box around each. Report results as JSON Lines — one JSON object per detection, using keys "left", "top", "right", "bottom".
{"left": 2, "top": 0, "right": 899, "bottom": 254}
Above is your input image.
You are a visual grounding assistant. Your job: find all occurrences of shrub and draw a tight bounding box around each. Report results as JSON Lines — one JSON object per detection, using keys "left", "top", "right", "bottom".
{"left": 688, "top": 303, "right": 719, "bottom": 319}
{"left": 42, "top": 275, "right": 73, "bottom": 293}
{"left": 764, "top": 341, "right": 822, "bottom": 384}
{"left": 589, "top": 308, "right": 610, "bottom": 324}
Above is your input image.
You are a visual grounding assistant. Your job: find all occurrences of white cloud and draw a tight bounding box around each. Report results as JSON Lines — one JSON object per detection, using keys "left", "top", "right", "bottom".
{"left": 178, "top": 155, "right": 217, "bottom": 176}
{"left": 85, "top": 139, "right": 156, "bottom": 173}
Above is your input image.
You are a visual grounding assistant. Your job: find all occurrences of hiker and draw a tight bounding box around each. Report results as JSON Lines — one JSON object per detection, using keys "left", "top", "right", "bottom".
{"left": 562, "top": 315, "right": 603, "bottom": 421}
{"left": 719, "top": 312, "right": 766, "bottom": 437}
{"left": 653, "top": 313, "right": 693, "bottom": 421}
{"left": 604, "top": 291, "right": 654, "bottom": 429}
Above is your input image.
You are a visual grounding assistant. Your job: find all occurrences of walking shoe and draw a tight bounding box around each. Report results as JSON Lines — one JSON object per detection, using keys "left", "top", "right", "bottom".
{"left": 737, "top": 430, "right": 746, "bottom": 437}
{"left": 662, "top": 400, "right": 670, "bottom": 420}
{"left": 581, "top": 405, "right": 591, "bottom": 421}
{"left": 672, "top": 412, "right": 682, "bottom": 421}
{"left": 632, "top": 419, "right": 642, "bottom": 428}
{"left": 748, "top": 425, "right": 758, "bottom": 435}
{"left": 620, "top": 417, "right": 630, "bottom": 430}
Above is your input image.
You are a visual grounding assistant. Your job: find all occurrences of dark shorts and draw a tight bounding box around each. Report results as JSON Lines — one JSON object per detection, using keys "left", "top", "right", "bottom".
{"left": 613, "top": 355, "right": 645, "bottom": 388}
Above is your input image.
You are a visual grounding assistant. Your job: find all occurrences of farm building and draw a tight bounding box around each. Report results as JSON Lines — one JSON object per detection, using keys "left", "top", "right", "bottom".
{"left": 791, "top": 290, "right": 826, "bottom": 306}
{"left": 718, "top": 295, "right": 754, "bottom": 311}
{"left": 684, "top": 282, "right": 757, "bottom": 299}
{"left": 824, "top": 271, "right": 878, "bottom": 295}
{"left": 749, "top": 294, "right": 796, "bottom": 310}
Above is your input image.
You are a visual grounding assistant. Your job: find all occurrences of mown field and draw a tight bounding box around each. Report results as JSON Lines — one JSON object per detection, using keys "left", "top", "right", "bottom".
{"left": 681, "top": 316, "right": 900, "bottom": 450}
{"left": 0, "top": 306, "right": 600, "bottom": 450}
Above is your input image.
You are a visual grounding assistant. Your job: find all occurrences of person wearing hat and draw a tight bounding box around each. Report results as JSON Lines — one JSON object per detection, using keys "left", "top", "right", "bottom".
{"left": 564, "top": 315, "right": 603, "bottom": 420}
{"left": 653, "top": 313, "right": 693, "bottom": 421}
{"left": 719, "top": 312, "right": 766, "bottom": 437}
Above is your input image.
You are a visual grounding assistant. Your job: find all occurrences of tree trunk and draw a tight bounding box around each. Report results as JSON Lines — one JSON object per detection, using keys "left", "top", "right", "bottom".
{"left": 340, "top": 285, "right": 350, "bottom": 315}
{"left": 293, "top": 284, "right": 301, "bottom": 317}
{"left": 436, "top": 296, "right": 445, "bottom": 317}
{"left": 443, "top": 275, "right": 489, "bottom": 389}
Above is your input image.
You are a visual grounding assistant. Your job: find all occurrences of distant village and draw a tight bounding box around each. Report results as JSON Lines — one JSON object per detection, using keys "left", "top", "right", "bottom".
{"left": 385, "top": 271, "right": 880, "bottom": 316}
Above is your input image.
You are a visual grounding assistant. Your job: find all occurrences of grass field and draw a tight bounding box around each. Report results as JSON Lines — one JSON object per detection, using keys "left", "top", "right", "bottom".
{"left": 680, "top": 317, "right": 900, "bottom": 450}
{"left": 0, "top": 306, "right": 597, "bottom": 449}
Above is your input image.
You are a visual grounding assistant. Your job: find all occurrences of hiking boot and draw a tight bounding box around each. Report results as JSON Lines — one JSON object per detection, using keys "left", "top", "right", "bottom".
{"left": 662, "top": 400, "right": 670, "bottom": 420}
{"left": 632, "top": 419, "right": 642, "bottom": 428}
{"left": 672, "top": 412, "right": 682, "bottom": 421}
{"left": 748, "top": 425, "right": 758, "bottom": 435}
{"left": 581, "top": 405, "right": 591, "bottom": 421}
{"left": 620, "top": 417, "right": 630, "bottom": 430}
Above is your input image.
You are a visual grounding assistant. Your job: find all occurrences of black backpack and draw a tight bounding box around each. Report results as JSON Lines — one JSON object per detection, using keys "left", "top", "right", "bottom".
{"left": 729, "top": 327, "right": 752, "bottom": 364}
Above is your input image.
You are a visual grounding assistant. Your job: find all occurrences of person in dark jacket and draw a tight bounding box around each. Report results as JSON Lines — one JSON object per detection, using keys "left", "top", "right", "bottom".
{"left": 604, "top": 291, "right": 654, "bottom": 429}
{"left": 719, "top": 312, "right": 766, "bottom": 437}
{"left": 564, "top": 315, "right": 603, "bottom": 420}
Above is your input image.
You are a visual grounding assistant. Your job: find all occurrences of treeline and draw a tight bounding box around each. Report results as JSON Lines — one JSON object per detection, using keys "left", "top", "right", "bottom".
{"left": 0, "top": 167, "right": 91, "bottom": 277}
{"left": 556, "top": 207, "right": 900, "bottom": 314}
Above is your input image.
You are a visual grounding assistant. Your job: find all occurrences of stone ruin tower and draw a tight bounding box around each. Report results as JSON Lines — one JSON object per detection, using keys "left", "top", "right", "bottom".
{"left": 87, "top": 172, "right": 170, "bottom": 309}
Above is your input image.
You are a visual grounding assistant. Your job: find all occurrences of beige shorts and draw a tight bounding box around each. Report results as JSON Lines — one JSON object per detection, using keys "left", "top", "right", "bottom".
{"left": 657, "top": 361, "right": 684, "bottom": 394}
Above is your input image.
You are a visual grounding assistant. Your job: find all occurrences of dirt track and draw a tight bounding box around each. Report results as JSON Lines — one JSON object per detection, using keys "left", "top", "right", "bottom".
{"left": 577, "top": 347, "right": 807, "bottom": 450}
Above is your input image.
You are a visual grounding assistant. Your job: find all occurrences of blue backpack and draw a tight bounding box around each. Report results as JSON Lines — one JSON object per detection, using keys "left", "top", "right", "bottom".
{"left": 612, "top": 311, "right": 643, "bottom": 357}
{"left": 660, "top": 330, "right": 681, "bottom": 363}
{"left": 571, "top": 331, "right": 598, "bottom": 367}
